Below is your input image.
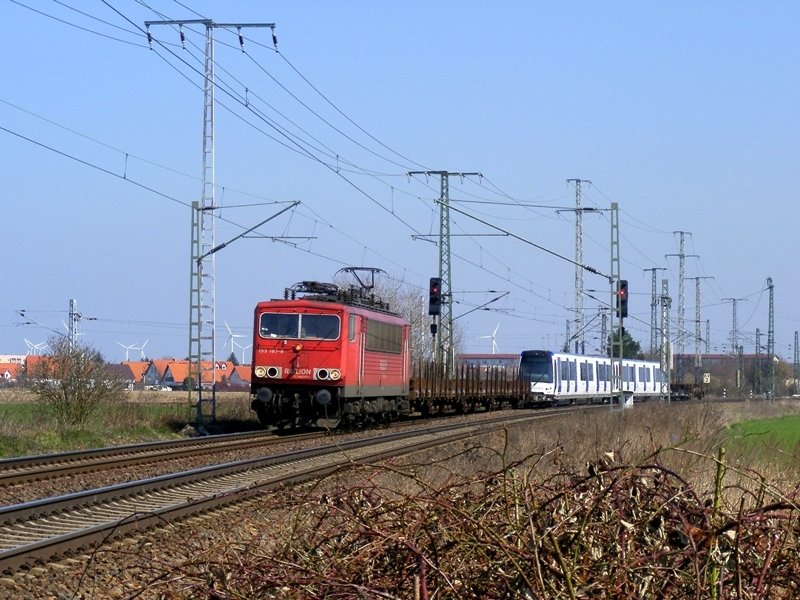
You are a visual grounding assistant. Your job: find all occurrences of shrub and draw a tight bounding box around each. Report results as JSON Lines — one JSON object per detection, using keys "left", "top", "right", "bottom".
{"left": 24, "top": 336, "right": 126, "bottom": 427}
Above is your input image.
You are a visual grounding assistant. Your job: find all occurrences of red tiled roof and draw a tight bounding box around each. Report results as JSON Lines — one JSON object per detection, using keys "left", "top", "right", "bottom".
{"left": 123, "top": 361, "right": 149, "bottom": 382}
{"left": 24, "top": 355, "right": 54, "bottom": 371}
{"left": 0, "top": 363, "right": 22, "bottom": 380}
{"left": 149, "top": 359, "right": 179, "bottom": 379}
{"left": 233, "top": 365, "right": 251, "bottom": 384}
{"left": 162, "top": 361, "right": 237, "bottom": 385}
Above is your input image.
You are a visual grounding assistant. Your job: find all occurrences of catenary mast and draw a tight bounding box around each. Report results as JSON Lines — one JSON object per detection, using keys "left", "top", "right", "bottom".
{"left": 145, "top": 19, "right": 276, "bottom": 426}
{"left": 408, "top": 171, "right": 480, "bottom": 377}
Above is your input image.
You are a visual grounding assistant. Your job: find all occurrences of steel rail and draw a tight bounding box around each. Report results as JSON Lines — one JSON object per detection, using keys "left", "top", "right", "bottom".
{"left": 0, "top": 413, "right": 553, "bottom": 573}
{"left": 0, "top": 430, "right": 322, "bottom": 485}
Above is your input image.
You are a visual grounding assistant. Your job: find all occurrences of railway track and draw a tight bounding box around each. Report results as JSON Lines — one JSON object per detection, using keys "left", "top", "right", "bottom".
{"left": 0, "top": 430, "right": 323, "bottom": 485}
{"left": 0, "top": 412, "right": 555, "bottom": 574}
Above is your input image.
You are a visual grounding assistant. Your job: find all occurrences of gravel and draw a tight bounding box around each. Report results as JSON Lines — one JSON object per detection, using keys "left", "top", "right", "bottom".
{"left": 0, "top": 411, "right": 522, "bottom": 598}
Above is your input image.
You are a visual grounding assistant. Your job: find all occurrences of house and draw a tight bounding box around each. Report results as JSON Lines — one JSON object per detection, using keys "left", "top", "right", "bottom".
{"left": 143, "top": 359, "right": 179, "bottom": 387}
{"left": 0, "top": 363, "right": 22, "bottom": 384}
{"left": 162, "top": 362, "right": 193, "bottom": 389}
{"left": 229, "top": 365, "right": 251, "bottom": 389}
{"left": 161, "top": 361, "right": 239, "bottom": 390}
{"left": 105, "top": 364, "right": 137, "bottom": 390}
{"left": 124, "top": 361, "right": 150, "bottom": 387}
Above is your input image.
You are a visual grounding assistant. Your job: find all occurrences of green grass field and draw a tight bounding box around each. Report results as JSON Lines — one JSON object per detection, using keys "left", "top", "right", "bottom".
{"left": 725, "top": 414, "right": 800, "bottom": 463}
{"left": 0, "top": 392, "right": 258, "bottom": 456}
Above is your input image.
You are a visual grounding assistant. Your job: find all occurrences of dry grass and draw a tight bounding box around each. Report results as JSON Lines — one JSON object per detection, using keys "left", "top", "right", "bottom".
{"left": 105, "top": 401, "right": 800, "bottom": 599}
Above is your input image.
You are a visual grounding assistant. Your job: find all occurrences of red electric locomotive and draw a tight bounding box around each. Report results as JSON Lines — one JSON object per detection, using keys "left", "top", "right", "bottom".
{"left": 250, "top": 280, "right": 411, "bottom": 428}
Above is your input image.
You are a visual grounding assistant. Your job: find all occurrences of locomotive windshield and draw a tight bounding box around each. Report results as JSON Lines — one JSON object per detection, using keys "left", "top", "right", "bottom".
{"left": 519, "top": 351, "right": 554, "bottom": 383}
{"left": 259, "top": 312, "right": 340, "bottom": 340}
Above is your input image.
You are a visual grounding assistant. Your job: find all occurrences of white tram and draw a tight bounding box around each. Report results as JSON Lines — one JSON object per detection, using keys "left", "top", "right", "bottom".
{"left": 519, "top": 350, "right": 668, "bottom": 406}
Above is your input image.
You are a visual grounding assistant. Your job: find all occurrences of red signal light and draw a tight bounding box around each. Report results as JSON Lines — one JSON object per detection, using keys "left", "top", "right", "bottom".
{"left": 617, "top": 280, "right": 629, "bottom": 318}
{"left": 428, "top": 277, "right": 442, "bottom": 316}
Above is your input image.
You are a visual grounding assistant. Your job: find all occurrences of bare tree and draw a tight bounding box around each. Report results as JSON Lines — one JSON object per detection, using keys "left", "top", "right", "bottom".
{"left": 379, "top": 278, "right": 434, "bottom": 364}
{"left": 25, "top": 336, "right": 126, "bottom": 427}
{"left": 334, "top": 272, "right": 465, "bottom": 364}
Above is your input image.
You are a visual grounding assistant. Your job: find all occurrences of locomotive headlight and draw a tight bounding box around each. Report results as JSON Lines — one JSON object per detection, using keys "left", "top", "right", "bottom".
{"left": 254, "top": 366, "right": 267, "bottom": 378}
{"left": 314, "top": 368, "right": 330, "bottom": 380}
{"left": 329, "top": 369, "right": 341, "bottom": 380}
{"left": 294, "top": 344, "right": 303, "bottom": 352}
{"left": 266, "top": 366, "right": 281, "bottom": 378}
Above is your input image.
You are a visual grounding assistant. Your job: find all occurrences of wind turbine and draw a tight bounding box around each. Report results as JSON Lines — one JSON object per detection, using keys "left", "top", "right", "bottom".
{"left": 234, "top": 342, "right": 252, "bottom": 365}
{"left": 132, "top": 339, "right": 149, "bottom": 361}
{"left": 117, "top": 342, "right": 137, "bottom": 362}
{"left": 225, "top": 322, "right": 245, "bottom": 357}
{"left": 479, "top": 323, "right": 501, "bottom": 354}
{"left": 24, "top": 339, "right": 48, "bottom": 355}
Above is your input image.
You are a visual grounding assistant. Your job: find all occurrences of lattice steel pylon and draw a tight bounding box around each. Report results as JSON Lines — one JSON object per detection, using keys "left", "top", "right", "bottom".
{"left": 146, "top": 18, "right": 276, "bottom": 426}
{"left": 793, "top": 331, "right": 799, "bottom": 390}
{"left": 644, "top": 267, "right": 667, "bottom": 358}
{"left": 190, "top": 23, "right": 217, "bottom": 425}
{"left": 755, "top": 328, "right": 762, "bottom": 394}
{"left": 767, "top": 277, "right": 775, "bottom": 398}
{"left": 609, "top": 202, "right": 622, "bottom": 401}
{"left": 68, "top": 299, "right": 80, "bottom": 351}
{"left": 660, "top": 279, "right": 672, "bottom": 401}
{"left": 665, "top": 231, "right": 696, "bottom": 384}
{"left": 408, "top": 170, "right": 480, "bottom": 377}
{"left": 692, "top": 276, "right": 713, "bottom": 382}
{"left": 567, "top": 178, "right": 591, "bottom": 354}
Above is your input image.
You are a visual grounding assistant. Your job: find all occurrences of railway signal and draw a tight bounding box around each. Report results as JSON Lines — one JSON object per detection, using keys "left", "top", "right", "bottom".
{"left": 617, "top": 279, "right": 629, "bottom": 319}
{"left": 428, "top": 277, "right": 442, "bottom": 316}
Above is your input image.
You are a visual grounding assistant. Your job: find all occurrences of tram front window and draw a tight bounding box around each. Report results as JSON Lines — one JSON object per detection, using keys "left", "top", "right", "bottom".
{"left": 520, "top": 354, "right": 553, "bottom": 383}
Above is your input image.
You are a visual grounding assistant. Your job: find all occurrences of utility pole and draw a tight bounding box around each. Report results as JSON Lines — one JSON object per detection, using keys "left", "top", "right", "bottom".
{"left": 665, "top": 231, "right": 697, "bottom": 385}
{"left": 146, "top": 18, "right": 277, "bottom": 427}
{"left": 660, "top": 279, "right": 671, "bottom": 401}
{"left": 643, "top": 267, "right": 667, "bottom": 358}
{"left": 567, "top": 178, "right": 592, "bottom": 354}
{"left": 767, "top": 277, "right": 775, "bottom": 398}
{"left": 407, "top": 171, "right": 481, "bottom": 377}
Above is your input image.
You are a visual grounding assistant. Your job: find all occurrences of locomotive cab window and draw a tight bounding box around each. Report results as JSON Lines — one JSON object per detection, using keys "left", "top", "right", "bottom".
{"left": 259, "top": 312, "right": 340, "bottom": 340}
{"left": 300, "top": 314, "right": 340, "bottom": 339}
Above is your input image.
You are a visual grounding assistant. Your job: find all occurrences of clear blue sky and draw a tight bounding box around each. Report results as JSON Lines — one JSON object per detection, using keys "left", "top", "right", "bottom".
{"left": 2, "top": 1, "right": 798, "bottom": 364}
